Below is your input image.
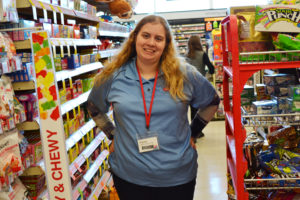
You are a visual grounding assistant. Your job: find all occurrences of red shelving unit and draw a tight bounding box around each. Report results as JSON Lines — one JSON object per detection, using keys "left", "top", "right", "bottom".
{"left": 221, "top": 15, "right": 300, "bottom": 199}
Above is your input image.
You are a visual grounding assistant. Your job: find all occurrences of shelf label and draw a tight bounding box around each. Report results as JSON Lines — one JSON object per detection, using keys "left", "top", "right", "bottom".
{"left": 49, "top": 5, "right": 57, "bottom": 24}
{"left": 39, "top": 2, "right": 48, "bottom": 22}
{"left": 31, "top": 31, "right": 72, "bottom": 200}
{"left": 28, "top": 0, "right": 37, "bottom": 20}
{"left": 56, "top": 7, "right": 64, "bottom": 25}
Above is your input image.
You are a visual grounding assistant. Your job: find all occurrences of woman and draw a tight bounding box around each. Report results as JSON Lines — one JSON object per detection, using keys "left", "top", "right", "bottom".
{"left": 186, "top": 35, "right": 215, "bottom": 134}
{"left": 87, "top": 15, "right": 219, "bottom": 200}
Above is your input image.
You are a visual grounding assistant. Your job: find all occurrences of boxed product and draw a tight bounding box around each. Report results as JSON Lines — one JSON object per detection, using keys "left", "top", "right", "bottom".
{"left": 272, "top": 96, "right": 292, "bottom": 113}
{"left": 54, "top": 56, "right": 62, "bottom": 71}
{"left": 263, "top": 73, "right": 296, "bottom": 86}
{"left": 18, "top": 20, "right": 35, "bottom": 41}
{"left": 252, "top": 100, "right": 277, "bottom": 115}
{"left": 241, "top": 85, "right": 254, "bottom": 98}
{"left": 266, "top": 85, "right": 289, "bottom": 97}
{"left": 289, "top": 85, "right": 300, "bottom": 101}
{"left": 255, "top": 4, "right": 300, "bottom": 33}
{"left": 67, "top": 54, "right": 80, "bottom": 69}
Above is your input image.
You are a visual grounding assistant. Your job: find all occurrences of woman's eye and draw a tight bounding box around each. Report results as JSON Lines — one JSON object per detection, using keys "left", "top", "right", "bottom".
{"left": 142, "top": 34, "right": 150, "bottom": 38}
{"left": 156, "top": 37, "right": 163, "bottom": 41}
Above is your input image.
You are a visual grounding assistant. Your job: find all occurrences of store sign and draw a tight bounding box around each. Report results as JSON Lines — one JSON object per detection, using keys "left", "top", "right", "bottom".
{"left": 255, "top": 4, "right": 300, "bottom": 32}
{"left": 30, "top": 31, "right": 72, "bottom": 200}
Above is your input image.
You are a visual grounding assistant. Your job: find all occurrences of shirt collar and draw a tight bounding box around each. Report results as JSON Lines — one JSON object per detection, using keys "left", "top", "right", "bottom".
{"left": 124, "top": 57, "right": 163, "bottom": 81}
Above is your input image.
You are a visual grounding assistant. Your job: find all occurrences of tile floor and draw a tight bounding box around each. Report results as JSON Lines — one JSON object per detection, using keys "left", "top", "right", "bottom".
{"left": 193, "top": 120, "right": 227, "bottom": 200}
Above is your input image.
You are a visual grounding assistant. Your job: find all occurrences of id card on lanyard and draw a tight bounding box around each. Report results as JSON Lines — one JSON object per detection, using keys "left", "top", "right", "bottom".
{"left": 136, "top": 62, "right": 160, "bottom": 153}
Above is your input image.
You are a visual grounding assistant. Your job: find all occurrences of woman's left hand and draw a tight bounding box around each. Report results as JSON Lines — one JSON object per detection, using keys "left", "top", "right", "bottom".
{"left": 190, "top": 138, "right": 196, "bottom": 150}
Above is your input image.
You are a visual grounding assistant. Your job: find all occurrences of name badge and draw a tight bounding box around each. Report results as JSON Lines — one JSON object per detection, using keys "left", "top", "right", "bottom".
{"left": 137, "top": 131, "right": 159, "bottom": 153}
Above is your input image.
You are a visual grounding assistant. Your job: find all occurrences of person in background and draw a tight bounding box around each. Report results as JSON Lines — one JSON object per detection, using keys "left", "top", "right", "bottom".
{"left": 186, "top": 35, "right": 215, "bottom": 137}
{"left": 87, "top": 14, "right": 219, "bottom": 200}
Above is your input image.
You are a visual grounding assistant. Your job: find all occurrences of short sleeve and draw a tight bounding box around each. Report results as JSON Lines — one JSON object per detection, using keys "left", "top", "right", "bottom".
{"left": 186, "top": 64, "right": 217, "bottom": 109}
{"left": 87, "top": 76, "right": 113, "bottom": 113}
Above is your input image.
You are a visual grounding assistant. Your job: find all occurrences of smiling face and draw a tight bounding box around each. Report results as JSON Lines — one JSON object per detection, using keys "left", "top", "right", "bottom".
{"left": 135, "top": 22, "right": 167, "bottom": 66}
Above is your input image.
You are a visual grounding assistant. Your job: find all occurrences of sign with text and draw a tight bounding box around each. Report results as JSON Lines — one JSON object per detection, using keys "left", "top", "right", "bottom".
{"left": 31, "top": 31, "right": 72, "bottom": 200}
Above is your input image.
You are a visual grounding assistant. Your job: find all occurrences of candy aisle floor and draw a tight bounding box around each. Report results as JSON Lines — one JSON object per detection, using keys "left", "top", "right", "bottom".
{"left": 193, "top": 120, "right": 227, "bottom": 200}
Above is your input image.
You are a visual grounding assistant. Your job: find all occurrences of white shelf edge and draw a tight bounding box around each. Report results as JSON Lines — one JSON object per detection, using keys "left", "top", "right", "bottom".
{"left": 99, "top": 31, "right": 129, "bottom": 37}
{"left": 69, "top": 132, "right": 106, "bottom": 176}
{"left": 88, "top": 171, "right": 111, "bottom": 200}
{"left": 66, "top": 119, "right": 96, "bottom": 151}
{"left": 83, "top": 150, "right": 109, "bottom": 183}
{"left": 99, "top": 49, "right": 118, "bottom": 58}
{"left": 61, "top": 90, "right": 91, "bottom": 115}
{"left": 55, "top": 62, "right": 103, "bottom": 81}
{"left": 50, "top": 38, "right": 101, "bottom": 46}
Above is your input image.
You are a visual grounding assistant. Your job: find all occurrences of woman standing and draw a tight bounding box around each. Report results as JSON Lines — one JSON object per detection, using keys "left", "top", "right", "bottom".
{"left": 87, "top": 15, "right": 219, "bottom": 200}
{"left": 186, "top": 35, "right": 215, "bottom": 137}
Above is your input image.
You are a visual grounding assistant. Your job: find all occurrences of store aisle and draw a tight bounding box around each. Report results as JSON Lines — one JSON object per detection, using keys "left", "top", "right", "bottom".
{"left": 193, "top": 120, "right": 227, "bottom": 200}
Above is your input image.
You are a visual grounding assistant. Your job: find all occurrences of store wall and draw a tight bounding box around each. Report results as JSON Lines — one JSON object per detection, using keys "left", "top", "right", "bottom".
{"left": 134, "top": 0, "right": 269, "bottom": 13}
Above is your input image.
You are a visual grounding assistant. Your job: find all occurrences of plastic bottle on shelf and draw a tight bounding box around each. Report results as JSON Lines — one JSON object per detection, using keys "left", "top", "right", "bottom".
{"left": 206, "top": 21, "right": 212, "bottom": 31}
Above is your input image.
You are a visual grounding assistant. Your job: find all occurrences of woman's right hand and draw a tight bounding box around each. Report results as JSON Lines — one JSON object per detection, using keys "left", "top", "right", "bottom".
{"left": 109, "top": 139, "right": 115, "bottom": 153}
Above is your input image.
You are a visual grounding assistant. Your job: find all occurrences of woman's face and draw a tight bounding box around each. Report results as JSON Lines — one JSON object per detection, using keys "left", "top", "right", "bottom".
{"left": 135, "top": 22, "right": 166, "bottom": 65}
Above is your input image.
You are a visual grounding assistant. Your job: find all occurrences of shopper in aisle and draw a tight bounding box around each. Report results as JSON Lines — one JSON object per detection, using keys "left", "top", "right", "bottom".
{"left": 87, "top": 14, "right": 219, "bottom": 200}
{"left": 186, "top": 35, "right": 215, "bottom": 137}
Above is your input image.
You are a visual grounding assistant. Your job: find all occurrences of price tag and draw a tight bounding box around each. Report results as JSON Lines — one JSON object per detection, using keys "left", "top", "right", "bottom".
{"left": 69, "top": 170, "right": 76, "bottom": 181}
{"left": 49, "top": 4, "right": 57, "bottom": 24}
{"left": 39, "top": 2, "right": 48, "bottom": 22}
{"left": 67, "top": 44, "right": 71, "bottom": 57}
{"left": 74, "top": 162, "right": 82, "bottom": 173}
{"left": 52, "top": 45, "right": 56, "bottom": 58}
{"left": 86, "top": 158, "right": 90, "bottom": 169}
{"left": 74, "top": 43, "right": 78, "bottom": 55}
{"left": 57, "top": 7, "right": 64, "bottom": 25}
{"left": 78, "top": 188, "right": 83, "bottom": 200}
{"left": 59, "top": 41, "right": 64, "bottom": 58}
{"left": 86, "top": 131, "right": 90, "bottom": 143}
{"left": 93, "top": 194, "right": 98, "bottom": 200}
{"left": 28, "top": 0, "right": 37, "bottom": 20}
{"left": 99, "top": 165, "right": 102, "bottom": 176}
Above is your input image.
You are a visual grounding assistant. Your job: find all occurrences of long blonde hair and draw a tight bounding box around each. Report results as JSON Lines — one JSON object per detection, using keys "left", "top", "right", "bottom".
{"left": 95, "top": 15, "right": 187, "bottom": 100}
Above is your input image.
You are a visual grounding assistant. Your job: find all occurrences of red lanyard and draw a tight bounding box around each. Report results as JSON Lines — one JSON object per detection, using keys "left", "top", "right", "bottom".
{"left": 136, "top": 64, "right": 159, "bottom": 130}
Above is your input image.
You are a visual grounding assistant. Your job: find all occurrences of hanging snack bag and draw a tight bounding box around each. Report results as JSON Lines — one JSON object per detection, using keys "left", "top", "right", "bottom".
{"left": 0, "top": 130, "right": 22, "bottom": 192}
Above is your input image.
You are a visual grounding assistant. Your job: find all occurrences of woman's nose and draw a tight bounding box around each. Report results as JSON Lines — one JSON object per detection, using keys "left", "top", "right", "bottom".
{"left": 147, "top": 37, "right": 155, "bottom": 45}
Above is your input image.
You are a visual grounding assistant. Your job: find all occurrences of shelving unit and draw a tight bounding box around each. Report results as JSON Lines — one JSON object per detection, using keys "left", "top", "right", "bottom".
{"left": 16, "top": 0, "right": 100, "bottom": 25}
{"left": 0, "top": 0, "right": 129, "bottom": 198}
{"left": 170, "top": 23, "right": 206, "bottom": 55}
{"left": 221, "top": 15, "right": 300, "bottom": 200}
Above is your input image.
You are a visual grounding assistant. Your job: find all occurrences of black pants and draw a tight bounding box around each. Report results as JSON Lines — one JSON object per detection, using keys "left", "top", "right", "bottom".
{"left": 112, "top": 173, "right": 196, "bottom": 200}
{"left": 190, "top": 106, "right": 198, "bottom": 121}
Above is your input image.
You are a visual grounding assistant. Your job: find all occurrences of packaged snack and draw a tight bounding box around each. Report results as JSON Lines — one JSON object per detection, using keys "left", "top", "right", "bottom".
{"left": 0, "top": 130, "right": 23, "bottom": 192}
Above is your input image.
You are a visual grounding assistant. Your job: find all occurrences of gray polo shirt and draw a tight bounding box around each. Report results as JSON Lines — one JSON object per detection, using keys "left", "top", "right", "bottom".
{"left": 88, "top": 57, "right": 216, "bottom": 187}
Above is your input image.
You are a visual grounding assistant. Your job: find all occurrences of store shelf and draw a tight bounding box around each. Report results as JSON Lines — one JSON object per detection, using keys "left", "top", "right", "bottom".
{"left": 16, "top": 120, "right": 39, "bottom": 130}
{"left": 61, "top": 90, "right": 91, "bottom": 115}
{"left": 66, "top": 119, "right": 95, "bottom": 151}
{"left": 50, "top": 38, "right": 101, "bottom": 46}
{"left": 226, "top": 135, "right": 236, "bottom": 165}
{"left": 99, "top": 30, "right": 129, "bottom": 37}
{"left": 14, "top": 40, "right": 31, "bottom": 50}
{"left": 107, "top": 175, "right": 114, "bottom": 188}
{"left": 83, "top": 150, "right": 109, "bottom": 183}
{"left": 225, "top": 111, "right": 234, "bottom": 133}
{"left": 55, "top": 62, "right": 103, "bottom": 81}
{"left": 15, "top": 39, "right": 101, "bottom": 50}
{"left": 245, "top": 177, "right": 300, "bottom": 190}
{"left": 16, "top": 0, "right": 100, "bottom": 25}
{"left": 227, "top": 158, "right": 237, "bottom": 193}
{"left": 12, "top": 80, "right": 35, "bottom": 91}
{"left": 99, "top": 49, "right": 118, "bottom": 58}
{"left": 242, "top": 113, "right": 300, "bottom": 127}
{"left": 88, "top": 171, "right": 111, "bottom": 200}
{"left": 73, "top": 150, "right": 109, "bottom": 200}
{"left": 69, "top": 132, "right": 106, "bottom": 176}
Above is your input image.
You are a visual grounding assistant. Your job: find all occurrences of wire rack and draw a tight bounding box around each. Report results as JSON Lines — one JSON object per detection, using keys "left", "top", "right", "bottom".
{"left": 239, "top": 50, "right": 300, "bottom": 64}
{"left": 241, "top": 106, "right": 300, "bottom": 127}
{"left": 242, "top": 112, "right": 300, "bottom": 127}
{"left": 245, "top": 177, "right": 300, "bottom": 190}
